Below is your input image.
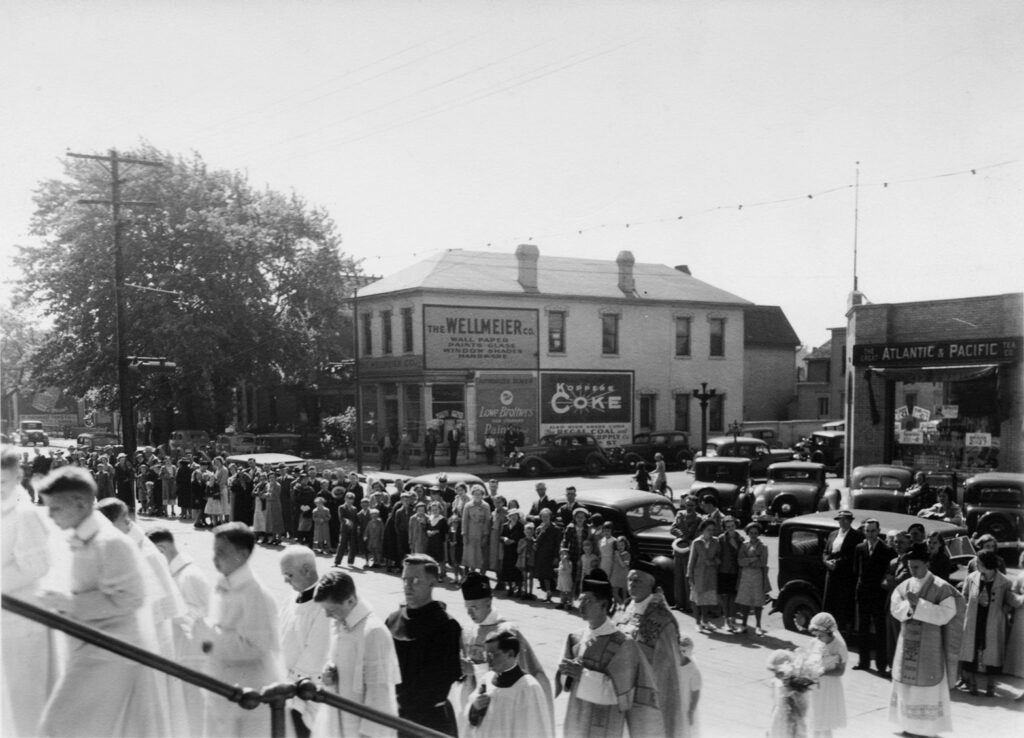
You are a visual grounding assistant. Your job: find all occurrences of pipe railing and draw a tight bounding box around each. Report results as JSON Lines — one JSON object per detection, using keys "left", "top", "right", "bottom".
{"left": 2, "top": 593, "right": 450, "bottom": 738}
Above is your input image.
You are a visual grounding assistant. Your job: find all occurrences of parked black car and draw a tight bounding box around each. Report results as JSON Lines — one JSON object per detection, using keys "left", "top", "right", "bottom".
{"left": 609, "top": 430, "right": 692, "bottom": 471}
{"left": 797, "top": 430, "right": 845, "bottom": 474}
{"left": 773, "top": 510, "right": 969, "bottom": 633}
{"left": 504, "top": 434, "right": 610, "bottom": 477}
{"left": 849, "top": 464, "right": 915, "bottom": 513}
{"left": 555, "top": 488, "right": 678, "bottom": 603}
{"left": 700, "top": 436, "right": 794, "bottom": 480}
{"left": 687, "top": 457, "right": 754, "bottom": 524}
{"left": 961, "top": 472, "right": 1024, "bottom": 543}
{"left": 750, "top": 462, "right": 839, "bottom": 531}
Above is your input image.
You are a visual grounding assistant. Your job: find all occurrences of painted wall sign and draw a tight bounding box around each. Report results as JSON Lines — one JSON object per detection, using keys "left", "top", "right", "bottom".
{"left": 474, "top": 373, "right": 539, "bottom": 447}
{"left": 539, "top": 370, "right": 633, "bottom": 447}
{"left": 423, "top": 305, "right": 539, "bottom": 370}
{"left": 852, "top": 336, "right": 1022, "bottom": 366}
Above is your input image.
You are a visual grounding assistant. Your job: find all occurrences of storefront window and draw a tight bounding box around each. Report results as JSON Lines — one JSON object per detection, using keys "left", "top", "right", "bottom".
{"left": 892, "top": 374, "right": 1001, "bottom": 471}
{"left": 404, "top": 384, "right": 422, "bottom": 441}
{"left": 432, "top": 384, "right": 466, "bottom": 441}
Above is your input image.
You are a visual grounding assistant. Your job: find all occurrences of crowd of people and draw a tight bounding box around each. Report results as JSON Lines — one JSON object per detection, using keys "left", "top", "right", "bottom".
{"left": 4, "top": 445, "right": 1024, "bottom": 738}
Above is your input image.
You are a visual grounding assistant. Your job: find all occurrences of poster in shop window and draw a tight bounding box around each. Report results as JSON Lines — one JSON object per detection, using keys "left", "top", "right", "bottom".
{"left": 539, "top": 370, "right": 634, "bottom": 448}
{"left": 423, "top": 305, "right": 539, "bottom": 370}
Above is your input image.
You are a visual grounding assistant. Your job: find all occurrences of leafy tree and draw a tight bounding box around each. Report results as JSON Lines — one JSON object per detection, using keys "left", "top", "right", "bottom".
{"left": 16, "top": 144, "right": 361, "bottom": 431}
{"left": 321, "top": 406, "right": 358, "bottom": 457}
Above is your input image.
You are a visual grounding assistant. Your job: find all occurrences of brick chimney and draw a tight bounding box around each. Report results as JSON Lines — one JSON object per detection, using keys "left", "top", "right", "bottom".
{"left": 617, "top": 251, "right": 636, "bottom": 294}
{"left": 674, "top": 264, "right": 691, "bottom": 275}
{"left": 516, "top": 243, "right": 539, "bottom": 293}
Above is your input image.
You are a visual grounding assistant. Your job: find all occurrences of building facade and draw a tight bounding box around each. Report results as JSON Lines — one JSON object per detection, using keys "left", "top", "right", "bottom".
{"left": 792, "top": 326, "right": 847, "bottom": 420}
{"left": 847, "top": 292, "right": 1023, "bottom": 475}
{"left": 742, "top": 305, "right": 801, "bottom": 421}
{"left": 354, "top": 246, "right": 753, "bottom": 461}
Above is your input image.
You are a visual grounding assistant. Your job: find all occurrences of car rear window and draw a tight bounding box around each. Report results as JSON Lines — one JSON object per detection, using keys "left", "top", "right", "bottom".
{"left": 859, "top": 475, "right": 903, "bottom": 490}
{"left": 789, "top": 530, "right": 822, "bottom": 558}
{"left": 774, "top": 469, "right": 813, "bottom": 481}
{"left": 966, "top": 486, "right": 1022, "bottom": 506}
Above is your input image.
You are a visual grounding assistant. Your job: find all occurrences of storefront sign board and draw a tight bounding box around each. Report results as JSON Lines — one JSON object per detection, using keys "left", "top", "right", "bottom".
{"left": 539, "top": 370, "right": 633, "bottom": 447}
{"left": 911, "top": 406, "right": 931, "bottom": 421}
{"left": 899, "top": 430, "right": 924, "bottom": 445}
{"left": 423, "top": 305, "right": 539, "bottom": 370}
{"left": 852, "top": 336, "right": 1022, "bottom": 366}
{"left": 474, "top": 373, "right": 539, "bottom": 447}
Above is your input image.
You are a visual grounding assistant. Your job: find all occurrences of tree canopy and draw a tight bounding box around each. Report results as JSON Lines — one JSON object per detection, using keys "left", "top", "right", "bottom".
{"left": 16, "top": 144, "right": 361, "bottom": 424}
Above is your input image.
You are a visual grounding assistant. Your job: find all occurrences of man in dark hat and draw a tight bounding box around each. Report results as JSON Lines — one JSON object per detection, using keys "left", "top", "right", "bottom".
{"left": 556, "top": 570, "right": 662, "bottom": 738}
{"left": 386, "top": 554, "right": 462, "bottom": 737}
{"left": 821, "top": 509, "right": 863, "bottom": 634}
{"left": 888, "top": 543, "right": 964, "bottom": 737}
{"left": 458, "top": 572, "right": 552, "bottom": 726}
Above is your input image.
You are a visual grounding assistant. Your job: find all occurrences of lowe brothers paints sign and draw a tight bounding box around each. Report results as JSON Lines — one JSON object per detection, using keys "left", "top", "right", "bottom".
{"left": 474, "top": 373, "right": 539, "bottom": 448}
{"left": 539, "top": 371, "right": 633, "bottom": 447}
{"left": 423, "top": 305, "right": 539, "bottom": 370}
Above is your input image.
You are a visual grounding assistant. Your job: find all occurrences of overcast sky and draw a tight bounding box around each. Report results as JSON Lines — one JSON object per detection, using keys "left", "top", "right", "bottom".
{"left": 3, "top": 0, "right": 1022, "bottom": 348}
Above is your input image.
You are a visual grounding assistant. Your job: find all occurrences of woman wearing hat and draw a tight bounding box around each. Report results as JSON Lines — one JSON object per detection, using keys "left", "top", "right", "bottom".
{"left": 499, "top": 507, "right": 525, "bottom": 596}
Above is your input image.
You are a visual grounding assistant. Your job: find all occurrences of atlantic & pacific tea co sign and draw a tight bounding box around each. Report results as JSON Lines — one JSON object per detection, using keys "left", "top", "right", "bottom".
{"left": 423, "top": 305, "right": 539, "bottom": 370}
{"left": 853, "top": 336, "right": 1022, "bottom": 367}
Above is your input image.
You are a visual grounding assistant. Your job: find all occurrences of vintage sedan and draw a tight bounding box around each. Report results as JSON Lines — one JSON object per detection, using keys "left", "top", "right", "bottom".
{"left": 687, "top": 457, "right": 754, "bottom": 524}
{"left": 75, "top": 431, "right": 123, "bottom": 452}
{"left": 553, "top": 488, "right": 679, "bottom": 603}
{"left": 750, "top": 462, "right": 839, "bottom": 530}
{"left": 849, "top": 464, "right": 915, "bottom": 513}
{"left": 773, "top": 510, "right": 970, "bottom": 633}
{"left": 700, "top": 436, "right": 795, "bottom": 479}
{"left": 962, "top": 472, "right": 1024, "bottom": 543}
{"left": 14, "top": 420, "right": 49, "bottom": 446}
{"left": 504, "top": 433, "right": 610, "bottom": 477}
{"left": 609, "top": 430, "right": 692, "bottom": 471}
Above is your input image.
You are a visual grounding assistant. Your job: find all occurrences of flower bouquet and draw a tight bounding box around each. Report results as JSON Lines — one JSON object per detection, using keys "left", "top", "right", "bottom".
{"left": 766, "top": 648, "right": 825, "bottom": 738}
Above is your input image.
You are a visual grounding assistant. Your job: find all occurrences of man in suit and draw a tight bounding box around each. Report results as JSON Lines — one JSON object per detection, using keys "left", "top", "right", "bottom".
{"left": 853, "top": 517, "right": 894, "bottom": 672}
{"left": 447, "top": 424, "right": 462, "bottom": 466}
{"left": 822, "top": 510, "right": 864, "bottom": 634}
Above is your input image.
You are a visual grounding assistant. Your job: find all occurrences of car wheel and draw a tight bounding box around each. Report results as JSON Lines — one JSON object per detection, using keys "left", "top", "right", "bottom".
{"left": 522, "top": 460, "right": 542, "bottom": 478}
{"left": 781, "top": 592, "right": 819, "bottom": 634}
{"left": 811, "top": 450, "right": 825, "bottom": 464}
{"left": 624, "top": 453, "right": 644, "bottom": 471}
{"left": 585, "top": 455, "right": 604, "bottom": 476}
{"left": 977, "top": 514, "right": 1015, "bottom": 542}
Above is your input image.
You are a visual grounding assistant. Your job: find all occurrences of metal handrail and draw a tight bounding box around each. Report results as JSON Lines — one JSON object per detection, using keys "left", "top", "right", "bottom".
{"left": 2, "top": 594, "right": 450, "bottom": 738}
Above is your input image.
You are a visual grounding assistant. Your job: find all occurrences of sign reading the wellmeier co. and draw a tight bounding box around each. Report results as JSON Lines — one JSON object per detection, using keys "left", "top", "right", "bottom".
{"left": 423, "top": 305, "right": 539, "bottom": 370}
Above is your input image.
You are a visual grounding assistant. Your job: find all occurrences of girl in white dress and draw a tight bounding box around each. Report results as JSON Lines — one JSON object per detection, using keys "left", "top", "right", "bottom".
{"left": 807, "top": 612, "right": 847, "bottom": 737}
{"left": 678, "top": 635, "right": 702, "bottom": 738}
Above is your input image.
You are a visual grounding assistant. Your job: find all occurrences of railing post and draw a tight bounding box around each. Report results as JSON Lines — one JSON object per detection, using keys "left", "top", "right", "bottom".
{"left": 260, "top": 681, "right": 296, "bottom": 738}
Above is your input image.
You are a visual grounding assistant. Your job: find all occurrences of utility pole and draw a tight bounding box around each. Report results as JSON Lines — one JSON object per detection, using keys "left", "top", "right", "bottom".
{"left": 69, "top": 149, "right": 164, "bottom": 458}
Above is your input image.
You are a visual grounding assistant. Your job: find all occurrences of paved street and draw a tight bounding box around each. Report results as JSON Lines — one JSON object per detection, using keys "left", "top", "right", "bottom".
{"left": 141, "top": 474, "right": 1021, "bottom": 738}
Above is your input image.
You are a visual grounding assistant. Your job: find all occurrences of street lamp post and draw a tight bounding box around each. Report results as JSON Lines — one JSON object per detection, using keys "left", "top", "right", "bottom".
{"left": 728, "top": 420, "right": 743, "bottom": 444}
{"left": 692, "top": 382, "right": 717, "bottom": 456}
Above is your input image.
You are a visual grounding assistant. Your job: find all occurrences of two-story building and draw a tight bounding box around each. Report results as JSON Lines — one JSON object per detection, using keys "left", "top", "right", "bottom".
{"left": 354, "top": 245, "right": 756, "bottom": 461}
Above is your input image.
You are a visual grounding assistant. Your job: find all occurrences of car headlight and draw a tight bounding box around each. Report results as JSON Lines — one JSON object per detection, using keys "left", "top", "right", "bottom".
{"left": 780, "top": 502, "right": 793, "bottom": 514}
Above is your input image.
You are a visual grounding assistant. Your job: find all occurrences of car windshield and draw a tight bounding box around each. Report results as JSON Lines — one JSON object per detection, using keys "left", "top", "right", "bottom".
{"left": 624, "top": 502, "right": 676, "bottom": 532}
{"left": 965, "top": 486, "right": 1022, "bottom": 506}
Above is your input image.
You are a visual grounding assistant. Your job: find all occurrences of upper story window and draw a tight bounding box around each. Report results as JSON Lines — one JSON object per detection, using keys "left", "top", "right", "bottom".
{"left": 361, "top": 313, "right": 373, "bottom": 356}
{"left": 709, "top": 317, "right": 725, "bottom": 357}
{"left": 675, "top": 317, "right": 691, "bottom": 357}
{"left": 401, "top": 308, "right": 414, "bottom": 353}
{"left": 548, "top": 311, "right": 566, "bottom": 353}
{"left": 381, "top": 310, "right": 393, "bottom": 355}
{"left": 601, "top": 314, "right": 620, "bottom": 355}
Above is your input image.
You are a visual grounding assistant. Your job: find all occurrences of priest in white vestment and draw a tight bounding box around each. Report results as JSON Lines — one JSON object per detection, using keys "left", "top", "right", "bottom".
{"left": 888, "top": 542, "right": 964, "bottom": 737}
{"left": 465, "top": 630, "right": 553, "bottom": 738}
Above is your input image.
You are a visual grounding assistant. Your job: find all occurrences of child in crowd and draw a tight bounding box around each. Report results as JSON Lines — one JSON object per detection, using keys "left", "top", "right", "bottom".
{"left": 578, "top": 538, "right": 598, "bottom": 587}
{"left": 807, "top": 612, "right": 847, "bottom": 738}
{"left": 556, "top": 548, "right": 574, "bottom": 609}
{"left": 678, "top": 636, "right": 702, "bottom": 738}
{"left": 609, "top": 536, "right": 631, "bottom": 605}
{"left": 448, "top": 510, "right": 464, "bottom": 585}
{"left": 517, "top": 522, "right": 536, "bottom": 599}
{"left": 311, "top": 497, "right": 331, "bottom": 554}
{"left": 364, "top": 507, "right": 384, "bottom": 567}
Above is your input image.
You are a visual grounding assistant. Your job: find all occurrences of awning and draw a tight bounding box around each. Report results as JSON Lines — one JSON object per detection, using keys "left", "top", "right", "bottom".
{"left": 867, "top": 364, "right": 999, "bottom": 383}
